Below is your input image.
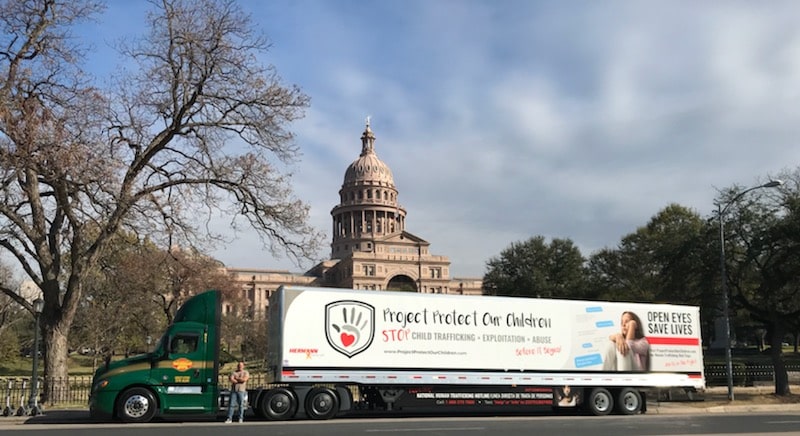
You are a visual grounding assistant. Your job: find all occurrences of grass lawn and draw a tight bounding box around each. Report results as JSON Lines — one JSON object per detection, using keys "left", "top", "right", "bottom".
{"left": 0, "top": 354, "right": 101, "bottom": 377}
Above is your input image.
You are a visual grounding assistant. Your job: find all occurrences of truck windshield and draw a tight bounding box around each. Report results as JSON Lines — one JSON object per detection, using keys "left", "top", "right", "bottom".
{"left": 151, "top": 334, "right": 166, "bottom": 355}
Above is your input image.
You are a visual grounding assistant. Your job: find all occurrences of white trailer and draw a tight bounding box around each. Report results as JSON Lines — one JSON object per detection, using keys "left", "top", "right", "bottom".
{"left": 257, "top": 285, "right": 704, "bottom": 419}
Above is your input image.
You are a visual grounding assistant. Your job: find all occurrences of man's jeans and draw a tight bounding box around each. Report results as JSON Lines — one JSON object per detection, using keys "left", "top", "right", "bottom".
{"left": 227, "top": 390, "right": 247, "bottom": 420}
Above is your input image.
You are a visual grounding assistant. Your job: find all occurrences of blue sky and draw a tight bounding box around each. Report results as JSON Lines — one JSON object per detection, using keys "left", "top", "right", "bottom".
{"left": 79, "top": 1, "right": 800, "bottom": 278}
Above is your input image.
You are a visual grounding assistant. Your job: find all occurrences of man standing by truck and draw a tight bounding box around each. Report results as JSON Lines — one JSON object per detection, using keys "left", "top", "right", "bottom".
{"left": 225, "top": 361, "right": 250, "bottom": 423}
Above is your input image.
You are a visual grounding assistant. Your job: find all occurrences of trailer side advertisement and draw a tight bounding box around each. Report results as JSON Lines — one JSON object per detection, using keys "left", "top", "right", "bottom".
{"left": 279, "top": 288, "right": 702, "bottom": 374}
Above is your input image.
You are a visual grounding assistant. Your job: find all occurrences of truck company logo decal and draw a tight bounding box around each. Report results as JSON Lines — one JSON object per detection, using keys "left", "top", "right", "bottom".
{"left": 325, "top": 300, "right": 375, "bottom": 358}
{"left": 289, "top": 348, "right": 318, "bottom": 359}
{"left": 172, "top": 358, "right": 193, "bottom": 372}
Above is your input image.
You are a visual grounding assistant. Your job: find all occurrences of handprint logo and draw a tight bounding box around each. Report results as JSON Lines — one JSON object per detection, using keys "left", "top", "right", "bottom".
{"left": 325, "top": 300, "right": 375, "bottom": 358}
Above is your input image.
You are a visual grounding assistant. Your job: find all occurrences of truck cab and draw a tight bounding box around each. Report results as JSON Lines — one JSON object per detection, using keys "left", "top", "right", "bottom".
{"left": 89, "top": 290, "right": 222, "bottom": 422}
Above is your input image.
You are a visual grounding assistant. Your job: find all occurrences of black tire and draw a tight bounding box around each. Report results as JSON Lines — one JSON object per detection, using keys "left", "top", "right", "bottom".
{"left": 259, "top": 387, "right": 298, "bottom": 421}
{"left": 587, "top": 387, "right": 614, "bottom": 416}
{"left": 616, "top": 388, "right": 642, "bottom": 415}
{"left": 116, "top": 387, "right": 157, "bottom": 423}
{"left": 305, "top": 387, "right": 339, "bottom": 420}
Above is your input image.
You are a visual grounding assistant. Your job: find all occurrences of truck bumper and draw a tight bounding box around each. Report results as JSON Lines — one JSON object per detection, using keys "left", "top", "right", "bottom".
{"left": 88, "top": 390, "right": 117, "bottom": 421}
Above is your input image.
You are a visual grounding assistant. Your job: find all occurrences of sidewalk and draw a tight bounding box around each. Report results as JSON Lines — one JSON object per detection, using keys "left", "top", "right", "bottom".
{"left": 0, "top": 409, "right": 92, "bottom": 425}
{"left": 647, "top": 384, "right": 800, "bottom": 414}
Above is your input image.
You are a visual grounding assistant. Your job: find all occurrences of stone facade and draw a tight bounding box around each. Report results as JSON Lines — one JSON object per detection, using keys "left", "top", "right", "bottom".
{"left": 225, "top": 122, "right": 483, "bottom": 319}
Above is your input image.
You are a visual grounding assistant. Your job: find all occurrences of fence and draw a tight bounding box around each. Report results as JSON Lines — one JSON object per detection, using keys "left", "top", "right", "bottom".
{"left": 704, "top": 363, "right": 800, "bottom": 386}
{"left": 1, "top": 367, "right": 799, "bottom": 414}
{"left": 1, "top": 376, "right": 92, "bottom": 415}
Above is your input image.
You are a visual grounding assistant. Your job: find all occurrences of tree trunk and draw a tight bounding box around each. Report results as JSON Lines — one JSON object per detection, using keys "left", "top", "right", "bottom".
{"left": 42, "top": 319, "right": 71, "bottom": 403}
{"left": 769, "top": 322, "right": 791, "bottom": 396}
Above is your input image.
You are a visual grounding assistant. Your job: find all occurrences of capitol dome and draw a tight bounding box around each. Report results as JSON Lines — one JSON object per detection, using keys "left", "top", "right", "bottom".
{"left": 343, "top": 122, "right": 395, "bottom": 187}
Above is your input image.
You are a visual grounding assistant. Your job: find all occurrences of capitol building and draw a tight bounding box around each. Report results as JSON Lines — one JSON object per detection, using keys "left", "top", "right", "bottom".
{"left": 225, "top": 122, "right": 484, "bottom": 318}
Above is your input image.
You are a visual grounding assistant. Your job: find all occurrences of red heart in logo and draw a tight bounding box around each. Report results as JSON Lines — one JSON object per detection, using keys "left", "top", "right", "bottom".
{"left": 340, "top": 332, "right": 355, "bottom": 347}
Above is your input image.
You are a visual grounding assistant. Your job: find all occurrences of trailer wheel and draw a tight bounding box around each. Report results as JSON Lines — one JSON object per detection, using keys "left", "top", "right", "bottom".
{"left": 587, "top": 388, "right": 614, "bottom": 416}
{"left": 616, "top": 388, "right": 642, "bottom": 415}
{"left": 116, "top": 387, "right": 157, "bottom": 423}
{"left": 260, "top": 387, "right": 298, "bottom": 421}
{"left": 305, "top": 387, "right": 339, "bottom": 420}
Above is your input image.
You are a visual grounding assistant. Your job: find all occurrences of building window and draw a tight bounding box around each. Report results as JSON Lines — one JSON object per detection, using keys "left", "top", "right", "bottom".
{"left": 430, "top": 267, "right": 442, "bottom": 279}
{"left": 363, "top": 264, "right": 376, "bottom": 276}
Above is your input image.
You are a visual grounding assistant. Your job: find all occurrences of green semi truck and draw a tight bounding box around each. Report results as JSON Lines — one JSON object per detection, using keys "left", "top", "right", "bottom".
{"left": 90, "top": 286, "right": 705, "bottom": 422}
{"left": 89, "top": 290, "right": 222, "bottom": 422}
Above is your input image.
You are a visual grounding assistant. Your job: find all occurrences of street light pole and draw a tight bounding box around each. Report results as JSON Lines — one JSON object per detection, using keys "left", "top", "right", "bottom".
{"left": 28, "top": 298, "right": 44, "bottom": 415}
{"left": 716, "top": 180, "right": 782, "bottom": 402}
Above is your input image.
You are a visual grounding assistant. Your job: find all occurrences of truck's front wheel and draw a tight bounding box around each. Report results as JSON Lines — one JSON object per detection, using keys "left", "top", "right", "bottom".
{"left": 116, "top": 387, "right": 157, "bottom": 423}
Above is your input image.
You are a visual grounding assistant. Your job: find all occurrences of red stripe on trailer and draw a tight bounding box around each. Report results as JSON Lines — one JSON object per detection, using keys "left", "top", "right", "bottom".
{"left": 647, "top": 337, "right": 700, "bottom": 346}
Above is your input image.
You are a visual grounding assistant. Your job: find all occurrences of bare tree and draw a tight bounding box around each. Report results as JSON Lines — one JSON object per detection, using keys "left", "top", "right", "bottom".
{"left": 0, "top": 263, "right": 23, "bottom": 363}
{"left": 73, "top": 237, "right": 242, "bottom": 368}
{"left": 151, "top": 246, "right": 242, "bottom": 324}
{"left": 0, "top": 0, "right": 322, "bottom": 399}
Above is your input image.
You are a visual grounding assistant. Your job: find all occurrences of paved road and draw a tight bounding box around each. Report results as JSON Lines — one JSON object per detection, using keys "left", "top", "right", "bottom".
{"left": 0, "top": 402, "right": 792, "bottom": 426}
{"left": 0, "top": 386, "right": 800, "bottom": 430}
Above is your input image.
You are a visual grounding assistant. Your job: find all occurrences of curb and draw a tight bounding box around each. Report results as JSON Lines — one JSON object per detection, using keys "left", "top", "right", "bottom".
{"left": 647, "top": 401, "right": 800, "bottom": 414}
